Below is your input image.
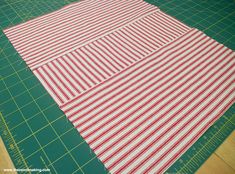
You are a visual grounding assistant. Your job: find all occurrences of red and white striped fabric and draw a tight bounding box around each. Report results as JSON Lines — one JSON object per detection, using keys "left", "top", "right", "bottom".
{"left": 32, "top": 10, "right": 190, "bottom": 105}
{"left": 4, "top": 0, "right": 159, "bottom": 70}
{"left": 4, "top": 0, "right": 235, "bottom": 173}
{"left": 61, "top": 29, "right": 235, "bottom": 173}
{"left": 4, "top": 2, "right": 191, "bottom": 106}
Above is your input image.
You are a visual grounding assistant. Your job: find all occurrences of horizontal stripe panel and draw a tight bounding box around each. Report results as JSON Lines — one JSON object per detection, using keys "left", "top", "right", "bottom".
{"left": 4, "top": 0, "right": 159, "bottom": 69}
{"left": 29, "top": 9, "right": 191, "bottom": 106}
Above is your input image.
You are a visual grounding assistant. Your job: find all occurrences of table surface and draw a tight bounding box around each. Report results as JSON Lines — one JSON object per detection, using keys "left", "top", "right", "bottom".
{"left": 1, "top": 131, "right": 234, "bottom": 173}
{"left": 197, "top": 131, "right": 235, "bottom": 174}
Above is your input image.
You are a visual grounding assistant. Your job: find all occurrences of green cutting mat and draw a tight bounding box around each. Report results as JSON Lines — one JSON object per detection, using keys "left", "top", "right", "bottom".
{"left": 0, "top": 0, "right": 234, "bottom": 174}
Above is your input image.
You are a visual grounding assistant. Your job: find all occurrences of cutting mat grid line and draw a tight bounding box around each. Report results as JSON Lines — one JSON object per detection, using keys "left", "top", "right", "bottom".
{"left": 0, "top": 0, "right": 234, "bottom": 174}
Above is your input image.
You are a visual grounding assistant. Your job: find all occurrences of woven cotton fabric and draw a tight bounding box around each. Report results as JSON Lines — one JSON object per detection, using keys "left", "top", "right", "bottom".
{"left": 4, "top": 1, "right": 235, "bottom": 173}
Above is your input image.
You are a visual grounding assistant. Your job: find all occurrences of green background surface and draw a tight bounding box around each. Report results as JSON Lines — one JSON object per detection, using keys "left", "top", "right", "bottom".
{"left": 0, "top": 0, "right": 234, "bottom": 174}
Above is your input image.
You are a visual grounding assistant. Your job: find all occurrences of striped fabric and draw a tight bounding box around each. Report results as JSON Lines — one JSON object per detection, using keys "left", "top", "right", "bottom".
{"left": 4, "top": 0, "right": 159, "bottom": 70}
{"left": 32, "top": 10, "right": 191, "bottom": 105}
{"left": 4, "top": 1, "right": 235, "bottom": 173}
{"left": 6, "top": 4, "right": 191, "bottom": 106}
{"left": 61, "top": 28, "right": 235, "bottom": 173}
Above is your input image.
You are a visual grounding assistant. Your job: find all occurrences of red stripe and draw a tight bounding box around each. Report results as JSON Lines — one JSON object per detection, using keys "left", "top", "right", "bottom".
{"left": 127, "top": 72, "right": 234, "bottom": 173}
{"left": 56, "top": 58, "right": 86, "bottom": 91}
{"left": 111, "top": 32, "right": 145, "bottom": 58}
{"left": 73, "top": 34, "right": 211, "bottom": 131}
{"left": 8, "top": 1, "right": 140, "bottom": 41}
{"left": 84, "top": 39, "right": 221, "bottom": 148}
{"left": 157, "top": 98, "right": 234, "bottom": 174}
{"left": 134, "top": 21, "right": 168, "bottom": 44}
{"left": 42, "top": 65, "right": 70, "bottom": 100}
{"left": 88, "top": 43, "right": 121, "bottom": 72}
{"left": 124, "top": 26, "right": 154, "bottom": 52}
{"left": 85, "top": 45, "right": 116, "bottom": 75}
{"left": 4, "top": 0, "right": 101, "bottom": 35}
{"left": 92, "top": 41, "right": 124, "bottom": 70}
{"left": 71, "top": 51, "right": 100, "bottom": 84}
{"left": 51, "top": 61, "right": 81, "bottom": 93}
{"left": 103, "top": 36, "right": 134, "bottom": 64}
{"left": 79, "top": 47, "right": 108, "bottom": 79}
{"left": 127, "top": 25, "right": 160, "bottom": 49}
{"left": 113, "top": 66, "right": 234, "bottom": 173}
{"left": 141, "top": 16, "right": 175, "bottom": 40}
{"left": 92, "top": 44, "right": 228, "bottom": 158}
{"left": 131, "top": 23, "right": 162, "bottom": 47}
{"left": 114, "top": 29, "right": 150, "bottom": 55}
{"left": 144, "top": 88, "right": 235, "bottom": 174}
{"left": 108, "top": 34, "right": 140, "bottom": 61}
{"left": 35, "top": 69, "right": 64, "bottom": 104}
{"left": 17, "top": 1, "right": 144, "bottom": 51}
{"left": 94, "top": 55, "right": 231, "bottom": 159}
{"left": 152, "top": 12, "right": 187, "bottom": 34}
{"left": 158, "top": 11, "right": 190, "bottom": 31}
{"left": 97, "top": 39, "right": 129, "bottom": 67}
{"left": 24, "top": 3, "right": 155, "bottom": 66}
{"left": 62, "top": 29, "right": 198, "bottom": 113}
{"left": 47, "top": 63, "right": 75, "bottom": 97}
{"left": 59, "top": 55, "right": 92, "bottom": 88}
{"left": 146, "top": 14, "right": 181, "bottom": 37}
{"left": 115, "top": 30, "right": 148, "bottom": 56}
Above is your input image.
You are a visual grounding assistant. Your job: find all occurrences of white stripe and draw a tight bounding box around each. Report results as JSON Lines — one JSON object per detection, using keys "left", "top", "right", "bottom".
{"left": 70, "top": 33, "right": 211, "bottom": 127}
{"left": 16, "top": 0, "right": 145, "bottom": 53}
{"left": 86, "top": 43, "right": 119, "bottom": 73}
{"left": 36, "top": 67, "right": 67, "bottom": 103}
{"left": 108, "top": 57, "right": 234, "bottom": 173}
{"left": 26, "top": 10, "right": 159, "bottom": 70}
{"left": 44, "top": 63, "right": 73, "bottom": 99}
{"left": 57, "top": 57, "right": 90, "bottom": 90}
{"left": 88, "top": 43, "right": 122, "bottom": 72}
{"left": 134, "top": 84, "right": 234, "bottom": 174}
{"left": 53, "top": 60, "right": 83, "bottom": 93}
{"left": 20, "top": 2, "right": 154, "bottom": 59}
{"left": 109, "top": 32, "right": 144, "bottom": 58}
{"left": 6, "top": 1, "right": 145, "bottom": 38}
{"left": 49, "top": 61, "right": 78, "bottom": 95}
{"left": 132, "top": 21, "right": 168, "bottom": 45}
{"left": 65, "top": 52, "right": 99, "bottom": 85}
{"left": 33, "top": 69, "right": 62, "bottom": 105}
{"left": 140, "top": 17, "right": 175, "bottom": 40}
{"left": 104, "top": 35, "right": 135, "bottom": 64}
{"left": 95, "top": 39, "right": 130, "bottom": 67}
{"left": 84, "top": 43, "right": 227, "bottom": 150}
{"left": 86, "top": 39, "right": 219, "bottom": 149}
{"left": 4, "top": 0, "right": 101, "bottom": 34}
{"left": 79, "top": 47, "right": 110, "bottom": 79}
{"left": 62, "top": 29, "right": 200, "bottom": 113}
{"left": 146, "top": 13, "right": 183, "bottom": 37}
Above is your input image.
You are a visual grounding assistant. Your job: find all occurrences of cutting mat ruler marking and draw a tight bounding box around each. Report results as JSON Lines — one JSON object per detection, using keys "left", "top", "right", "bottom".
{"left": 0, "top": 112, "right": 29, "bottom": 170}
{"left": 166, "top": 105, "right": 235, "bottom": 173}
{"left": 0, "top": 0, "right": 234, "bottom": 174}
